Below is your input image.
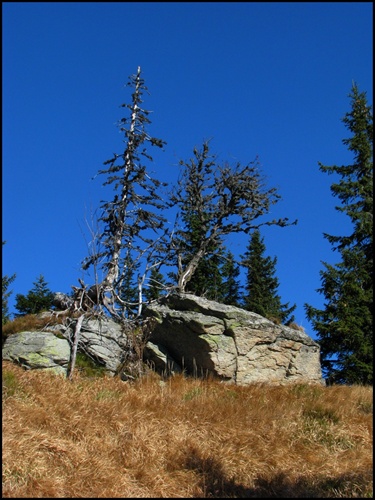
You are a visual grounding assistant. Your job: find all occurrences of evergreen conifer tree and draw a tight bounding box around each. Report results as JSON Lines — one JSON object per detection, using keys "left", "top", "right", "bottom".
{"left": 2, "top": 242, "right": 16, "bottom": 325}
{"left": 14, "top": 275, "right": 54, "bottom": 316}
{"left": 116, "top": 254, "right": 139, "bottom": 318}
{"left": 220, "top": 250, "right": 242, "bottom": 306}
{"left": 187, "top": 253, "right": 223, "bottom": 300}
{"left": 241, "top": 229, "right": 296, "bottom": 324}
{"left": 169, "top": 141, "right": 296, "bottom": 293}
{"left": 143, "top": 265, "right": 166, "bottom": 302}
{"left": 305, "top": 83, "right": 373, "bottom": 385}
{"left": 182, "top": 211, "right": 224, "bottom": 299}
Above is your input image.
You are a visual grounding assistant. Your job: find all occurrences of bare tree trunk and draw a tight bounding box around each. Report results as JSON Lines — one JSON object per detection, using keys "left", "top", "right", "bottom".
{"left": 68, "top": 313, "right": 85, "bottom": 380}
{"left": 101, "top": 67, "right": 140, "bottom": 295}
{"left": 67, "top": 67, "right": 169, "bottom": 381}
{"left": 137, "top": 274, "right": 144, "bottom": 317}
{"left": 178, "top": 247, "right": 206, "bottom": 292}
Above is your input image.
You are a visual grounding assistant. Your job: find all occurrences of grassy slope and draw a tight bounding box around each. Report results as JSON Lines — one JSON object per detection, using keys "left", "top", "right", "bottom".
{"left": 2, "top": 360, "right": 373, "bottom": 498}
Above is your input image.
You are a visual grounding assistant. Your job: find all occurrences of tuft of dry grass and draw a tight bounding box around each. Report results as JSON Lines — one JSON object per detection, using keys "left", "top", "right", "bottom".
{"left": 2, "top": 313, "right": 66, "bottom": 339}
{"left": 287, "top": 322, "right": 306, "bottom": 332}
{"left": 2, "top": 360, "right": 373, "bottom": 498}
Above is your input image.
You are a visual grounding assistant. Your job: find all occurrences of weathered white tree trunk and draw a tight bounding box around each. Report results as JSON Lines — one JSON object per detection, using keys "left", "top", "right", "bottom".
{"left": 178, "top": 247, "right": 206, "bottom": 292}
{"left": 67, "top": 66, "right": 168, "bottom": 379}
{"left": 101, "top": 67, "right": 141, "bottom": 295}
{"left": 68, "top": 313, "right": 85, "bottom": 380}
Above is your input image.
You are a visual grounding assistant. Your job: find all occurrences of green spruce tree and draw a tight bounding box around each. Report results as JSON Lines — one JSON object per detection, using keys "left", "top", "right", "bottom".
{"left": 2, "top": 242, "right": 16, "bottom": 325}
{"left": 184, "top": 214, "right": 224, "bottom": 300}
{"left": 173, "top": 193, "right": 224, "bottom": 300}
{"left": 305, "top": 83, "right": 373, "bottom": 385}
{"left": 14, "top": 275, "right": 54, "bottom": 316}
{"left": 169, "top": 140, "right": 296, "bottom": 294}
{"left": 116, "top": 254, "right": 139, "bottom": 318}
{"left": 241, "top": 229, "right": 296, "bottom": 324}
{"left": 220, "top": 250, "right": 242, "bottom": 306}
{"left": 143, "top": 265, "right": 166, "bottom": 302}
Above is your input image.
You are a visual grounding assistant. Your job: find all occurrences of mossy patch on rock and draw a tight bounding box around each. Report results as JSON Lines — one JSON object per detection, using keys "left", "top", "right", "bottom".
{"left": 2, "top": 331, "right": 70, "bottom": 376}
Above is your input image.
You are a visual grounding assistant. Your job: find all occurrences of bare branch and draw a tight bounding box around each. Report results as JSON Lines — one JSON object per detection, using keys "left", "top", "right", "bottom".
{"left": 170, "top": 140, "right": 297, "bottom": 292}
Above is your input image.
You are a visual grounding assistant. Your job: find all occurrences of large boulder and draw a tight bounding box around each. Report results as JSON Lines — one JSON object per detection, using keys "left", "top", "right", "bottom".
{"left": 2, "top": 295, "right": 325, "bottom": 385}
{"left": 58, "top": 316, "right": 129, "bottom": 374}
{"left": 144, "top": 293, "right": 325, "bottom": 385}
{"left": 2, "top": 331, "right": 70, "bottom": 376}
{"left": 74, "top": 317, "right": 129, "bottom": 373}
{"left": 35, "top": 311, "right": 130, "bottom": 374}
{"left": 2, "top": 316, "right": 130, "bottom": 377}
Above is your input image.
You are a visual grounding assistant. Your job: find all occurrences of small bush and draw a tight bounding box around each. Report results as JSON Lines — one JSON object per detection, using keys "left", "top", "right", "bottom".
{"left": 95, "top": 389, "right": 121, "bottom": 401}
{"left": 74, "top": 352, "right": 108, "bottom": 378}
{"left": 357, "top": 399, "right": 373, "bottom": 415}
{"left": 290, "top": 383, "right": 324, "bottom": 400}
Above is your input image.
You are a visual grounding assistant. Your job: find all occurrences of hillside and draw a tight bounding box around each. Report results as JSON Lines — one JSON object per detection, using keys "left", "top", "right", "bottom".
{"left": 2, "top": 360, "right": 373, "bottom": 498}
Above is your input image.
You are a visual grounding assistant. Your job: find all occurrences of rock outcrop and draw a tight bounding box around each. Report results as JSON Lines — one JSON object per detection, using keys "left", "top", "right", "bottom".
{"left": 2, "top": 316, "right": 130, "bottom": 377}
{"left": 2, "top": 330, "right": 70, "bottom": 376}
{"left": 144, "top": 293, "right": 325, "bottom": 385}
{"left": 69, "top": 317, "right": 129, "bottom": 373}
{"left": 2, "top": 294, "right": 325, "bottom": 385}
{"left": 52, "top": 316, "right": 130, "bottom": 374}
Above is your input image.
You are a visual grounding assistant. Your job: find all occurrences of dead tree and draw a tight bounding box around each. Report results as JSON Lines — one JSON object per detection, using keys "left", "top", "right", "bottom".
{"left": 67, "top": 66, "right": 170, "bottom": 379}
{"left": 169, "top": 140, "right": 297, "bottom": 293}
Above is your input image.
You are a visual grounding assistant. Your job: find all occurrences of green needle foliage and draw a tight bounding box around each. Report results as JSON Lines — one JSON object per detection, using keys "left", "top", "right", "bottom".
{"left": 182, "top": 211, "right": 224, "bottom": 300}
{"left": 220, "top": 250, "right": 242, "bottom": 307}
{"left": 2, "top": 242, "right": 16, "bottom": 325}
{"left": 116, "top": 254, "right": 140, "bottom": 319}
{"left": 170, "top": 140, "right": 297, "bottom": 294}
{"left": 305, "top": 83, "right": 373, "bottom": 385}
{"left": 14, "top": 275, "right": 54, "bottom": 317}
{"left": 241, "top": 229, "right": 296, "bottom": 325}
{"left": 143, "top": 265, "right": 166, "bottom": 302}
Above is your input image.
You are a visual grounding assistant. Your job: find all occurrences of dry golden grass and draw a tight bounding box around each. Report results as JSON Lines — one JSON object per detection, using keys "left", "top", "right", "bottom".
{"left": 2, "top": 360, "right": 373, "bottom": 498}
{"left": 2, "top": 313, "right": 66, "bottom": 338}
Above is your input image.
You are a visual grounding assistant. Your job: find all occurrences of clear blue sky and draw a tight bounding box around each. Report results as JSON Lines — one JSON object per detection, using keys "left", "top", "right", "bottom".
{"left": 2, "top": 2, "right": 373, "bottom": 339}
